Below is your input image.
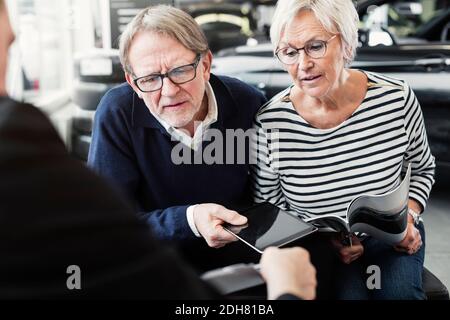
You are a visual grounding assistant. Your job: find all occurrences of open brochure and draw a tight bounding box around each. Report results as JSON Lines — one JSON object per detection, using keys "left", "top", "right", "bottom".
{"left": 303, "top": 162, "right": 411, "bottom": 245}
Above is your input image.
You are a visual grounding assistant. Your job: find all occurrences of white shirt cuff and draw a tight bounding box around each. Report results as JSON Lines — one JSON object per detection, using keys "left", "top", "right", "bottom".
{"left": 187, "top": 205, "right": 202, "bottom": 238}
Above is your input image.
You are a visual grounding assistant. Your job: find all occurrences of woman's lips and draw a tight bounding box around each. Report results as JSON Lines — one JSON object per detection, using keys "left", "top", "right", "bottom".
{"left": 301, "top": 75, "right": 322, "bottom": 83}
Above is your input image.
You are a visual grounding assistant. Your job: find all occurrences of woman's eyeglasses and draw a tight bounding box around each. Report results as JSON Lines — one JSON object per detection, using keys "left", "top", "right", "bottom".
{"left": 276, "top": 35, "right": 337, "bottom": 65}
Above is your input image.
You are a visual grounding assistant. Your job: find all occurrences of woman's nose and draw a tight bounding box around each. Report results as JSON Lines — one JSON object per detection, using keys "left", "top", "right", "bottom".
{"left": 297, "top": 51, "right": 314, "bottom": 71}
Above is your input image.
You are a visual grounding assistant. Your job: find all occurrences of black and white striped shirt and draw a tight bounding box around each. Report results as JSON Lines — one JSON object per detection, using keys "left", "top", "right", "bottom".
{"left": 251, "top": 71, "right": 435, "bottom": 220}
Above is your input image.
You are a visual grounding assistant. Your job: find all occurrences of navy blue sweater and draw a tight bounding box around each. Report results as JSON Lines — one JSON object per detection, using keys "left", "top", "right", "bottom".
{"left": 88, "top": 74, "right": 266, "bottom": 242}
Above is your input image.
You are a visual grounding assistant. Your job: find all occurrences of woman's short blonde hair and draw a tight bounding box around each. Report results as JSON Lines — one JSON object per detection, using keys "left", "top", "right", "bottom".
{"left": 119, "top": 5, "right": 209, "bottom": 75}
{"left": 270, "top": 0, "right": 359, "bottom": 66}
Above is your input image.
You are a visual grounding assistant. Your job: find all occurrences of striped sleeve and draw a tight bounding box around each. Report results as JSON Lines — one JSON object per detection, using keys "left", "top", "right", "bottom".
{"left": 403, "top": 81, "right": 436, "bottom": 211}
{"left": 250, "top": 116, "right": 288, "bottom": 210}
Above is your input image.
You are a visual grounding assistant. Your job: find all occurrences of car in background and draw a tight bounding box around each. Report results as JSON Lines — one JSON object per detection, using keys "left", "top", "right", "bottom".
{"left": 177, "top": 0, "right": 275, "bottom": 52}
{"left": 185, "top": 2, "right": 257, "bottom": 53}
{"left": 214, "top": 0, "right": 450, "bottom": 97}
{"left": 69, "top": 49, "right": 123, "bottom": 161}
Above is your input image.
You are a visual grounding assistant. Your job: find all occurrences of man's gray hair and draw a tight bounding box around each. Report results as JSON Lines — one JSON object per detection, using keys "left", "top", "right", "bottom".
{"left": 270, "top": 0, "right": 359, "bottom": 66}
{"left": 119, "top": 5, "right": 209, "bottom": 75}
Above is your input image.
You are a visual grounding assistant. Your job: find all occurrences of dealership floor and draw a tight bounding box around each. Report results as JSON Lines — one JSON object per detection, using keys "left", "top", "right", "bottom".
{"left": 423, "top": 185, "right": 450, "bottom": 289}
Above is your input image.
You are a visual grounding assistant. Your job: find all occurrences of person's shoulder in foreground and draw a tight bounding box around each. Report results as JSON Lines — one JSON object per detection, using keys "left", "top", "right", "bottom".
{"left": 0, "top": 97, "right": 317, "bottom": 300}
{"left": 0, "top": 97, "right": 215, "bottom": 299}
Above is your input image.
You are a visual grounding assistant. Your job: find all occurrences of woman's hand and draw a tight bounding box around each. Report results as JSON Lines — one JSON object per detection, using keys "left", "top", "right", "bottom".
{"left": 394, "top": 221, "right": 422, "bottom": 255}
{"left": 394, "top": 200, "right": 423, "bottom": 255}
{"left": 331, "top": 233, "right": 364, "bottom": 264}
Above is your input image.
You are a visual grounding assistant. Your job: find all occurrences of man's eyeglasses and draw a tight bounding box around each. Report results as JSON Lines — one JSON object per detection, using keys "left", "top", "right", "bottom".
{"left": 275, "top": 35, "right": 337, "bottom": 65}
{"left": 133, "top": 54, "right": 201, "bottom": 93}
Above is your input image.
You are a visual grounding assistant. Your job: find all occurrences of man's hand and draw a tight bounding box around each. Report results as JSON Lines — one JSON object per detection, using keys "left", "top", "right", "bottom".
{"left": 260, "top": 247, "right": 317, "bottom": 300}
{"left": 193, "top": 203, "right": 247, "bottom": 248}
{"left": 394, "top": 219, "right": 422, "bottom": 255}
{"left": 331, "top": 233, "right": 364, "bottom": 264}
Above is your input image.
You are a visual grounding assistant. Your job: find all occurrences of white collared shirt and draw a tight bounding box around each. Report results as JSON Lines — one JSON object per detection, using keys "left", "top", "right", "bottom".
{"left": 152, "top": 82, "right": 218, "bottom": 151}
{"left": 150, "top": 82, "right": 219, "bottom": 237}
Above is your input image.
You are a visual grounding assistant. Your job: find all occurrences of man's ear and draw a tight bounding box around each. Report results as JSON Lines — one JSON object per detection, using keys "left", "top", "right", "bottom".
{"left": 125, "top": 72, "right": 142, "bottom": 99}
{"left": 201, "top": 50, "right": 213, "bottom": 82}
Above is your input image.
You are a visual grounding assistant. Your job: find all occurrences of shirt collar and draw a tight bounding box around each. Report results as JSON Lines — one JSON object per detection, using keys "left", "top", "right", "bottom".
{"left": 151, "top": 81, "right": 218, "bottom": 132}
{"left": 151, "top": 82, "right": 218, "bottom": 149}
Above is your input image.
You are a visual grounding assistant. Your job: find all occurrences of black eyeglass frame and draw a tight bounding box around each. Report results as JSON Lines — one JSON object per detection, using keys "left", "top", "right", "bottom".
{"left": 133, "top": 54, "right": 202, "bottom": 93}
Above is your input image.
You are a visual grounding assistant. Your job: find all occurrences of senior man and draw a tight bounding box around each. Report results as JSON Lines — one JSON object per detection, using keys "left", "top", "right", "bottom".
{"left": 88, "top": 5, "right": 267, "bottom": 269}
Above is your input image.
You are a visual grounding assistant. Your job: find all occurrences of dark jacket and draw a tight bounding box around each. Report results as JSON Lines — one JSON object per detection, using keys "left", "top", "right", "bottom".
{"left": 0, "top": 97, "right": 216, "bottom": 299}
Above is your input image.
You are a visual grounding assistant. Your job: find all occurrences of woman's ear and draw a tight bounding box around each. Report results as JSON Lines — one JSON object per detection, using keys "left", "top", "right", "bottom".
{"left": 340, "top": 38, "right": 352, "bottom": 66}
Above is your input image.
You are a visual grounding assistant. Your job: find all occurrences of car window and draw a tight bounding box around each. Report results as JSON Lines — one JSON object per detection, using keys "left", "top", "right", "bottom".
{"left": 360, "top": 0, "right": 450, "bottom": 45}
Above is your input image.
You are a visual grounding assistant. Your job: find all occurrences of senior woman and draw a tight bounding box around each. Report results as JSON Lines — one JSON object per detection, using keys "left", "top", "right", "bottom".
{"left": 252, "top": 0, "right": 435, "bottom": 300}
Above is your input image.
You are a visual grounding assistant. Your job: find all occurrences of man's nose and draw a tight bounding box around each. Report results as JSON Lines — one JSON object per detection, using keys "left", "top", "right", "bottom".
{"left": 160, "top": 76, "right": 180, "bottom": 96}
